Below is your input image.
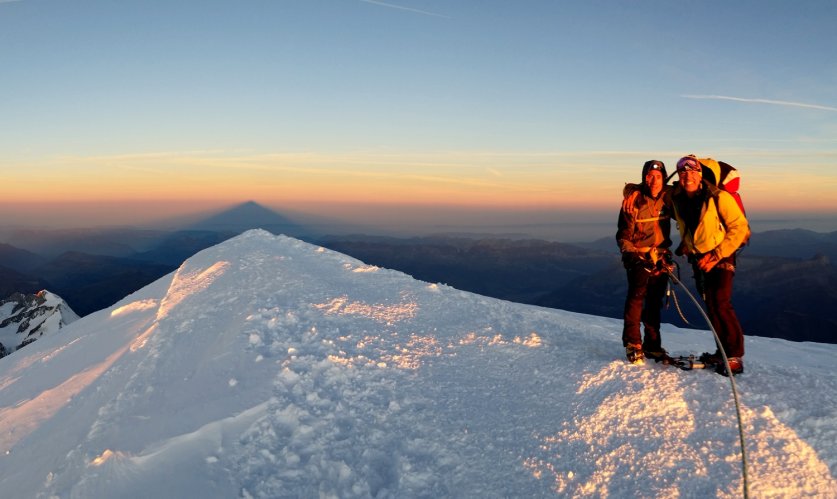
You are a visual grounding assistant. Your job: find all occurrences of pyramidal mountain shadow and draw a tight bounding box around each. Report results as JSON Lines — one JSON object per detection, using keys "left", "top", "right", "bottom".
{"left": 134, "top": 202, "right": 310, "bottom": 267}
{"left": 187, "top": 201, "right": 306, "bottom": 237}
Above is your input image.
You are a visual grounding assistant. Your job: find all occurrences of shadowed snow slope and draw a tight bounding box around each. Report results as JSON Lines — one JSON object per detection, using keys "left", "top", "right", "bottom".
{"left": 0, "top": 230, "right": 835, "bottom": 498}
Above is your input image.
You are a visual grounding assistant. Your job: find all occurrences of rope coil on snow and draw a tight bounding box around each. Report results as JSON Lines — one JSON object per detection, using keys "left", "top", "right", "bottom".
{"left": 667, "top": 270, "right": 750, "bottom": 498}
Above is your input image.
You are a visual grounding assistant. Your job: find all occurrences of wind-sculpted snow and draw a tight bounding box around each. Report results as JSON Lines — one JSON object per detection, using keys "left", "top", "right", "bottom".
{"left": 0, "top": 230, "right": 835, "bottom": 497}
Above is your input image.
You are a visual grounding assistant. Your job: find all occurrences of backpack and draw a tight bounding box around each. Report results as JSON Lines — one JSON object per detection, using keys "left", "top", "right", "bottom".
{"left": 698, "top": 158, "right": 746, "bottom": 216}
{"left": 699, "top": 157, "right": 750, "bottom": 249}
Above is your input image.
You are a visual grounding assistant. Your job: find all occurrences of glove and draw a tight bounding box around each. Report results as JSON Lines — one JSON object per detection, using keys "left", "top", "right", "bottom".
{"left": 697, "top": 252, "right": 719, "bottom": 272}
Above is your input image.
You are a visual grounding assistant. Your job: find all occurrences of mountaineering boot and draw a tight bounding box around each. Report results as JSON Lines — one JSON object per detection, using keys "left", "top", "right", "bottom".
{"left": 715, "top": 357, "right": 744, "bottom": 377}
{"left": 626, "top": 343, "right": 645, "bottom": 364}
{"left": 699, "top": 351, "right": 723, "bottom": 366}
{"left": 643, "top": 346, "right": 669, "bottom": 363}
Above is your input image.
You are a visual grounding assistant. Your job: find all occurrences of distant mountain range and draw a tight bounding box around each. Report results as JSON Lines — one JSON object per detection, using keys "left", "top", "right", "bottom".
{"left": 0, "top": 202, "right": 834, "bottom": 344}
{"left": 747, "top": 229, "right": 837, "bottom": 262}
{"left": 0, "top": 242, "right": 46, "bottom": 270}
{"left": 33, "top": 252, "right": 175, "bottom": 317}
{"left": 536, "top": 253, "right": 836, "bottom": 344}
{"left": 0, "top": 244, "right": 50, "bottom": 297}
{"left": 316, "top": 235, "right": 615, "bottom": 305}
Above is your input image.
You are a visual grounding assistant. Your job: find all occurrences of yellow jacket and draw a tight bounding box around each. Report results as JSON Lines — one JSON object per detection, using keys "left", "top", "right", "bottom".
{"left": 670, "top": 182, "right": 750, "bottom": 259}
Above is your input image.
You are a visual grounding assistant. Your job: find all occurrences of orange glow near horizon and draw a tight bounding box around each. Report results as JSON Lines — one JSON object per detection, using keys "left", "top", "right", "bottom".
{"left": 3, "top": 154, "right": 612, "bottom": 207}
{"left": 3, "top": 150, "right": 837, "bottom": 226}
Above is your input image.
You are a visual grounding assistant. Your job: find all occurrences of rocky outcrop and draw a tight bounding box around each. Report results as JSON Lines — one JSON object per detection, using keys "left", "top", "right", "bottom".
{"left": 0, "top": 290, "right": 79, "bottom": 357}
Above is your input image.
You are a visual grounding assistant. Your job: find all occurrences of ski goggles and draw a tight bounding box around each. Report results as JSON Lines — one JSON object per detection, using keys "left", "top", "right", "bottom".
{"left": 676, "top": 156, "right": 701, "bottom": 173}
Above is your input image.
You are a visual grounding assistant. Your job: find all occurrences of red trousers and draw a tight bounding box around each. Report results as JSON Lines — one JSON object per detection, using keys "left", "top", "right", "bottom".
{"left": 622, "top": 265, "right": 668, "bottom": 349}
{"left": 695, "top": 258, "right": 745, "bottom": 358}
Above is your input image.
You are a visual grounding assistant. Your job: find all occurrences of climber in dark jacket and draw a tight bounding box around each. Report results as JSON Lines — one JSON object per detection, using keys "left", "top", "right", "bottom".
{"left": 616, "top": 160, "right": 672, "bottom": 364}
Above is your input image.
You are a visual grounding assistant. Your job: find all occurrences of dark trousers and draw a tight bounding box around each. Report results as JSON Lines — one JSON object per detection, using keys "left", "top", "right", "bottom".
{"left": 697, "top": 260, "right": 745, "bottom": 358}
{"left": 622, "top": 265, "right": 668, "bottom": 349}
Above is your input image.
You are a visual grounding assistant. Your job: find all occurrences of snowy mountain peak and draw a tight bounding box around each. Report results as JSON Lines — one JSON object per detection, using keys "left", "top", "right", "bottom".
{"left": 0, "top": 289, "right": 79, "bottom": 357}
{"left": 0, "top": 230, "right": 835, "bottom": 497}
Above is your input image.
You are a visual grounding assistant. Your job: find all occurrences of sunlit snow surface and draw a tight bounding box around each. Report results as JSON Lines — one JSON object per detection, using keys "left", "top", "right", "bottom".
{"left": 0, "top": 230, "right": 834, "bottom": 498}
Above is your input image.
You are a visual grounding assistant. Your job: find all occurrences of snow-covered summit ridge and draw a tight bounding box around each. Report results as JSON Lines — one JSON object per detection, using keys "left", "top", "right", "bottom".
{"left": 0, "top": 229, "right": 835, "bottom": 498}
{"left": 0, "top": 289, "right": 79, "bottom": 357}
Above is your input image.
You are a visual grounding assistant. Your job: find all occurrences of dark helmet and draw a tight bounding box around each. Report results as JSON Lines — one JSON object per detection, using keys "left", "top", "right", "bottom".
{"left": 641, "top": 160, "right": 668, "bottom": 184}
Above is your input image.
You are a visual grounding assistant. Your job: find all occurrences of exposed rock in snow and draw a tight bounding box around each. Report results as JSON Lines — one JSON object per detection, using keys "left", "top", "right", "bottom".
{"left": 0, "top": 290, "right": 79, "bottom": 357}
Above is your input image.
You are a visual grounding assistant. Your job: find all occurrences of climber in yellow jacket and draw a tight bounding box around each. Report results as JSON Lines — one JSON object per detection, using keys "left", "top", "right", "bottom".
{"left": 671, "top": 155, "right": 750, "bottom": 376}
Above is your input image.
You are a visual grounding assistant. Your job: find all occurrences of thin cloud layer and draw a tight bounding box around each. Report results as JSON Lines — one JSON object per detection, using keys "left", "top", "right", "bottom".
{"left": 683, "top": 94, "right": 837, "bottom": 112}
{"left": 360, "top": 0, "right": 450, "bottom": 19}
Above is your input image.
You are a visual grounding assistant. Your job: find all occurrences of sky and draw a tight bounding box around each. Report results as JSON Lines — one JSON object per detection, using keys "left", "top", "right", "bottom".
{"left": 2, "top": 0, "right": 836, "bottom": 238}
{"left": 2, "top": 230, "right": 835, "bottom": 496}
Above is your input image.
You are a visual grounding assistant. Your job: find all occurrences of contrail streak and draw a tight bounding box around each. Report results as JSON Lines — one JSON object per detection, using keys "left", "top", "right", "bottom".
{"left": 360, "top": 0, "right": 450, "bottom": 19}
{"left": 683, "top": 94, "right": 837, "bottom": 112}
